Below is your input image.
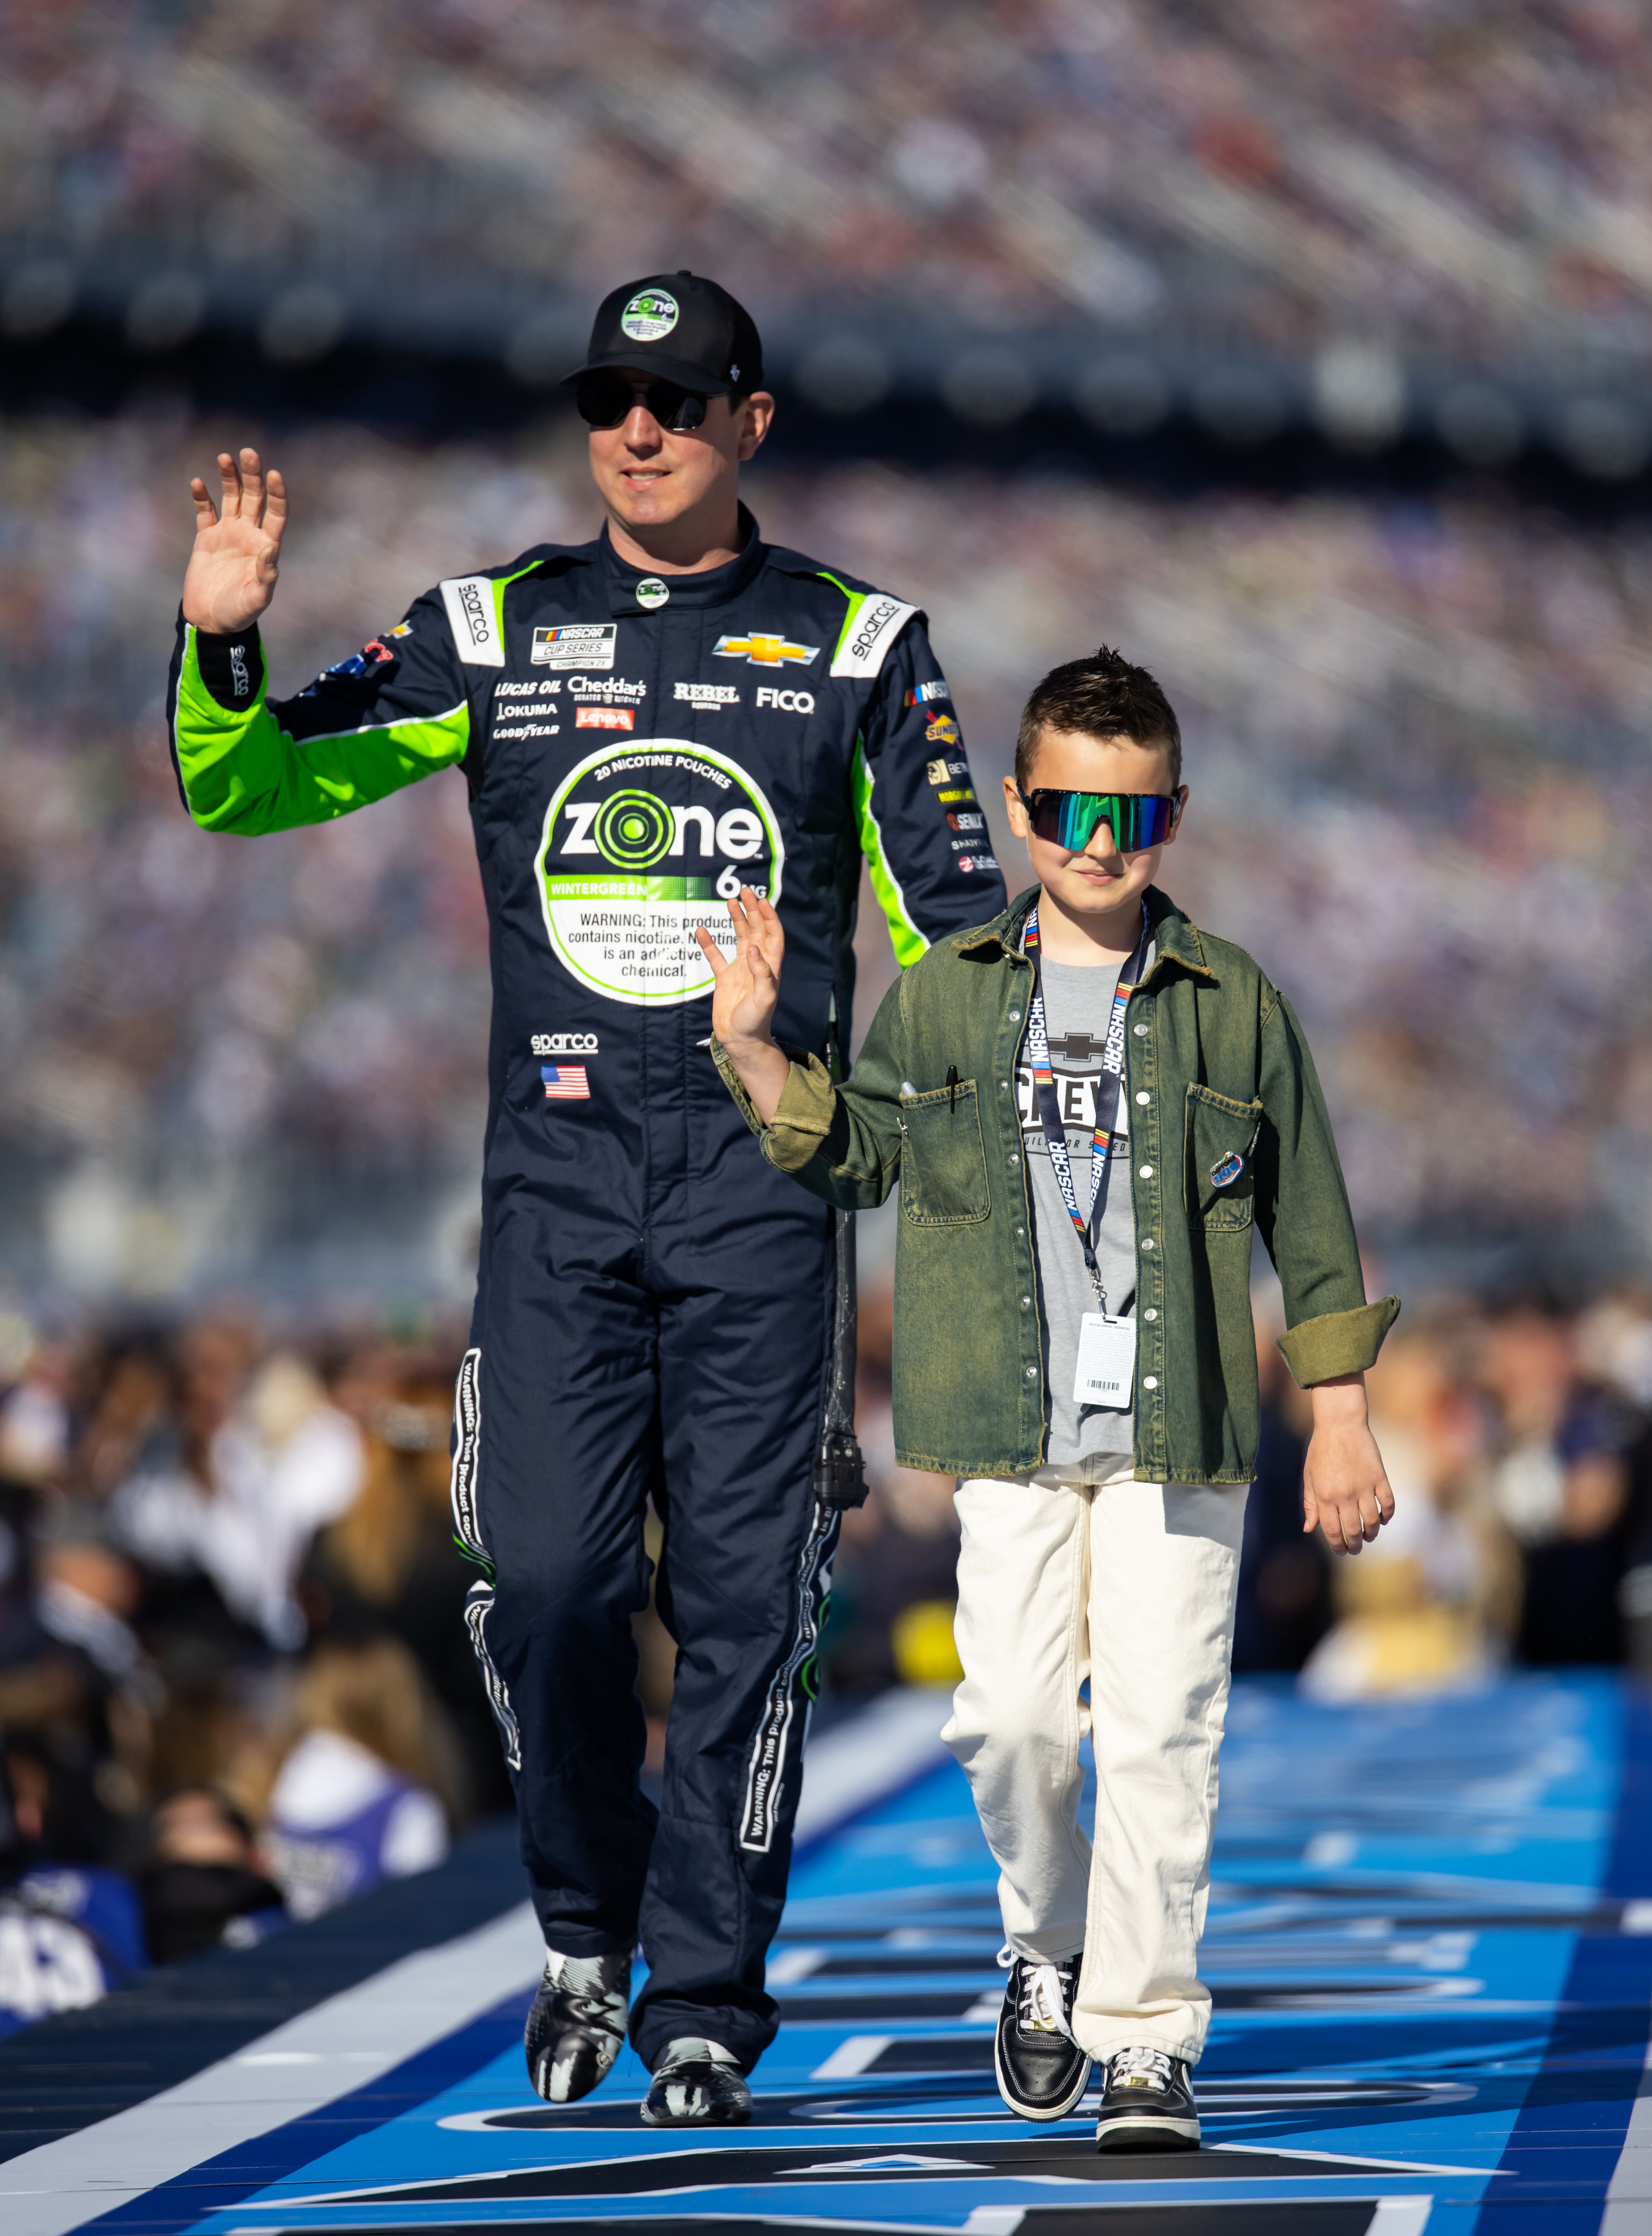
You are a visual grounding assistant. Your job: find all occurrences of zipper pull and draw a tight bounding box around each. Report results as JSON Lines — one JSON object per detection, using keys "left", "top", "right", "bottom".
{"left": 946, "top": 1064, "right": 958, "bottom": 1111}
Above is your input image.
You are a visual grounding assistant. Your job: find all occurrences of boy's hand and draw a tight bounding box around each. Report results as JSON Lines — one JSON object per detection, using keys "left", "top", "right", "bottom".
{"left": 695, "top": 890, "right": 791, "bottom": 1123}
{"left": 1302, "top": 1373, "right": 1395, "bottom": 1556}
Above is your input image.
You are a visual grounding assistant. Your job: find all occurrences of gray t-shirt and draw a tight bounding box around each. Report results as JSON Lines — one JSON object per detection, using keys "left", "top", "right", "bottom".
{"left": 1020, "top": 947, "right": 1151, "bottom": 1470}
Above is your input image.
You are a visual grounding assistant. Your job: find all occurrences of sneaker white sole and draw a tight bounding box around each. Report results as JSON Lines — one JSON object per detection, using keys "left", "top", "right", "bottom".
{"left": 993, "top": 2032, "right": 1093, "bottom": 2122}
{"left": 1094, "top": 2110, "right": 1200, "bottom": 2151}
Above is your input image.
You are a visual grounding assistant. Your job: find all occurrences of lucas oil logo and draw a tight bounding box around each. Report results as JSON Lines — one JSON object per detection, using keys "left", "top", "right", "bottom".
{"left": 537, "top": 741, "right": 785, "bottom": 1008}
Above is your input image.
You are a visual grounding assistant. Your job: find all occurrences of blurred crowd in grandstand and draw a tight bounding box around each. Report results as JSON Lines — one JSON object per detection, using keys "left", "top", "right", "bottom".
{"left": 2, "top": 412, "right": 1651, "bottom": 1284}
{"left": 4, "top": 0, "right": 1652, "bottom": 390}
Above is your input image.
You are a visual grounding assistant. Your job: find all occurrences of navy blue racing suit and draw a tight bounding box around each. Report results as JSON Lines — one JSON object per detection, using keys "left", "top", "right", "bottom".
{"left": 166, "top": 506, "right": 1006, "bottom": 2067}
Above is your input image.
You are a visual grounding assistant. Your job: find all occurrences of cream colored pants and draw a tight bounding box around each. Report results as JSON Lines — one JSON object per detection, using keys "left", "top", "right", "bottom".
{"left": 942, "top": 1465, "right": 1249, "bottom": 2066}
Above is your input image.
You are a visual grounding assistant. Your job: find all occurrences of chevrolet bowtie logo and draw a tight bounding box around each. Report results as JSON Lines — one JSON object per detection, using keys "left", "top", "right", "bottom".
{"left": 712, "top": 631, "right": 820, "bottom": 667}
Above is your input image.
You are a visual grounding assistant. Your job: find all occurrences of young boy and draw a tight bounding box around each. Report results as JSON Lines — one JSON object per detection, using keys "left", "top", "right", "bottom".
{"left": 698, "top": 646, "right": 1397, "bottom": 2152}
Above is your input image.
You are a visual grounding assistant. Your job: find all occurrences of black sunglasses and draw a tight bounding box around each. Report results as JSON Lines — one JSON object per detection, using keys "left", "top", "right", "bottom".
{"left": 574, "top": 371, "right": 710, "bottom": 433}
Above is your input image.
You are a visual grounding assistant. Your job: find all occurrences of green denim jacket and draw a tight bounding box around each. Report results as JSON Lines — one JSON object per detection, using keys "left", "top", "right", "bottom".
{"left": 714, "top": 884, "right": 1398, "bottom": 1484}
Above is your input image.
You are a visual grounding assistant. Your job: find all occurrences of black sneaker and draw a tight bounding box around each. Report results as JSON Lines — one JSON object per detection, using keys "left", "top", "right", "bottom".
{"left": 993, "top": 1951, "right": 1091, "bottom": 2121}
{"left": 524, "top": 1948, "right": 630, "bottom": 2105}
{"left": 641, "top": 2036, "right": 753, "bottom": 2126}
{"left": 1094, "top": 2046, "right": 1200, "bottom": 2151}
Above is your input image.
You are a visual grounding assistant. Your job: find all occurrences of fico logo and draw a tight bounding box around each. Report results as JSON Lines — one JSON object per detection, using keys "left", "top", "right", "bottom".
{"left": 532, "top": 1033, "right": 598, "bottom": 1055}
{"left": 755, "top": 687, "right": 814, "bottom": 713}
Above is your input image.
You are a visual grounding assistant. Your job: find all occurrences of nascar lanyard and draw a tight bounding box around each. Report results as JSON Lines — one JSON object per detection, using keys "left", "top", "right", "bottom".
{"left": 1022, "top": 899, "right": 1150, "bottom": 1309}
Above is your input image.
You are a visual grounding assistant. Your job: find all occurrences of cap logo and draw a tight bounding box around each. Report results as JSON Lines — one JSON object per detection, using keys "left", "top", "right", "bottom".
{"left": 620, "top": 289, "right": 678, "bottom": 343}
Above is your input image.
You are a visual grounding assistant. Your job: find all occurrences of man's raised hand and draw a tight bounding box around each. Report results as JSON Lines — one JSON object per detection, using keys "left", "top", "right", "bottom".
{"left": 694, "top": 890, "right": 791, "bottom": 1124}
{"left": 182, "top": 448, "right": 289, "bottom": 636}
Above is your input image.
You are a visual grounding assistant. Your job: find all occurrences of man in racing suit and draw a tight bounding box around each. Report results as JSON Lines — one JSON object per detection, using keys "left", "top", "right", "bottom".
{"left": 166, "top": 271, "right": 1005, "bottom": 2124}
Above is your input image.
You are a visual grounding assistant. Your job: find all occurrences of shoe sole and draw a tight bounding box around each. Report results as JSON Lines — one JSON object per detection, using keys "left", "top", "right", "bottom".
{"left": 993, "top": 2032, "right": 1093, "bottom": 2122}
{"left": 1094, "top": 2113, "right": 1200, "bottom": 2152}
{"left": 640, "top": 2101, "right": 752, "bottom": 2127}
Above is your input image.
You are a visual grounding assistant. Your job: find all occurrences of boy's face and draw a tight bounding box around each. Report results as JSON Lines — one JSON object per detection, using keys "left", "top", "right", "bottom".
{"left": 1002, "top": 727, "right": 1188, "bottom": 919}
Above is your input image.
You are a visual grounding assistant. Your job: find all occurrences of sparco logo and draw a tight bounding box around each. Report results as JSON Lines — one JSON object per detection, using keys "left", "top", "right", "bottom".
{"left": 532, "top": 1033, "right": 598, "bottom": 1054}
{"left": 229, "top": 643, "right": 250, "bottom": 698}
{"left": 850, "top": 597, "right": 899, "bottom": 659}
{"left": 457, "top": 579, "right": 489, "bottom": 646}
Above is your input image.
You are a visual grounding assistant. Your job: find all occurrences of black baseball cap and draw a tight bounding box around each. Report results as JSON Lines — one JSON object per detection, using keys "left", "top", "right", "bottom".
{"left": 562, "top": 270, "right": 764, "bottom": 396}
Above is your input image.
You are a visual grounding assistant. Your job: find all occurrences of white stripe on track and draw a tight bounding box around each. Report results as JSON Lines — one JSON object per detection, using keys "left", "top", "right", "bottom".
{"left": 0, "top": 1901, "right": 544, "bottom": 2236}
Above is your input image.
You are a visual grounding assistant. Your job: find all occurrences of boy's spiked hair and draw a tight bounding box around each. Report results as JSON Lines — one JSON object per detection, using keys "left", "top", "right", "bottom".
{"left": 1015, "top": 646, "right": 1182, "bottom": 792}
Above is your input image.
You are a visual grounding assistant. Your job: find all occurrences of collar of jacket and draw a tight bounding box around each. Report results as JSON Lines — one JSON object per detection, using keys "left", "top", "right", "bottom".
{"left": 951, "top": 882, "right": 1218, "bottom": 985}
{"left": 598, "top": 502, "right": 768, "bottom": 615}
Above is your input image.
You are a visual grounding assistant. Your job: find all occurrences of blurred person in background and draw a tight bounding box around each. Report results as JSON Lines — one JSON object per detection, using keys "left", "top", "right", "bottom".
{"left": 0, "top": 1504, "right": 156, "bottom": 1869}
{"left": 1300, "top": 1323, "right": 1514, "bottom": 1700}
{"left": 828, "top": 1276, "right": 964, "bottom": 1694}
{"left": 1231, "top": 1283, "right": 1331, "bottom": 1674}
{"left": 166, "top": 268, "right": 1005, "bottom": 2125}
{"left": 0, "top": 1752, "right": 148, "bottom": 2038}
{"left": 303, "top": 1354, "right": 512, "bottom": 1815}
{"left": 1476, "top": 1298, "right": 1633, "bottom": 1666}
{"left": 137, "top": 1785, "right": 285, "bottom": 1963}
{"left": 254, "top": 1639, "right": 453, "bottom": 1924}
{"left": 110, "top": 1327, "right": 364, "bottom": 1656}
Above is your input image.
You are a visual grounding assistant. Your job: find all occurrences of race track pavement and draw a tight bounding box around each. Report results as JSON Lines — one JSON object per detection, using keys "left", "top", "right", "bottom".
{"left": 1, "top": 1674, "right": 1649, "bottom": 2236}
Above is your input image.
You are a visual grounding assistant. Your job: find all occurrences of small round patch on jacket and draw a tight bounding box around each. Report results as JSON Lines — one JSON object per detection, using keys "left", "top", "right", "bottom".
{"left": 1209, "top": 1149, "right": 1246, "bottom": 1189}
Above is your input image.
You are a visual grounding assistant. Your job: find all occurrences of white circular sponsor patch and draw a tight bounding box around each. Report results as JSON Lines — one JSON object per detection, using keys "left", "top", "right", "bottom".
{"left": 620, "top": 289, "right": 679, "bottom": 342}
{"left": 537, "top": 740, "right": 785, "bottom": 1006}
{"left": 635, "top": 577, "right": 669, "bottom": 609}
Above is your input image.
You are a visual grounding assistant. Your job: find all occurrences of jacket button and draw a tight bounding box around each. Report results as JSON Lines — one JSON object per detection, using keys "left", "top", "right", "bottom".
{"left": 1009, "top": 1152, "right": 1020, "bottom": 1164}
{"left": 1144, "top": 1307, "right": 1157, "bottom": 1320}
{"left": 1020, "top": 1295, "right": 1031, "bottom": 1308}
{"left": 1008, "top": 1009, "right": 1021, "bottom": 1022}
{"left": 1142, "top": 1236, "right": 1155, "bottom": 1250}
{"left": 1133, "top": 1022, "right": 1148, "bottom": 1036}
{"left": 1143, "top": 1375, "right": 1159, "bottom": 1390}
{"left": 1135, "top": 1090, "right": 1150, "bottom": 1104}
{"left": 1015, "top": 1225, "right": 1025, "bottom": 1238}
{"left": 1139, "top": 1164, "right": 1153, "bottom": 1178}
{"left": 1000, "top": 1080, "right": 1009, "bottom": 1091}
{"left": 1025, "top": 1365, "right": 1037, "bottom": 1379}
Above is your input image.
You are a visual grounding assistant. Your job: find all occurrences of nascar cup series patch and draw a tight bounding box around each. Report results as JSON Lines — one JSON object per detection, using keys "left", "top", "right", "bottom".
{"left": 537, "top": 741, "right": 785, "bottom": 1006}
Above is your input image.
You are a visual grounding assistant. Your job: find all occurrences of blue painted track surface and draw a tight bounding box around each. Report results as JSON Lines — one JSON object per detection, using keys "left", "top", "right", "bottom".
{"left": 46, "top": 1676, "right": 1652, "bottom": 2234}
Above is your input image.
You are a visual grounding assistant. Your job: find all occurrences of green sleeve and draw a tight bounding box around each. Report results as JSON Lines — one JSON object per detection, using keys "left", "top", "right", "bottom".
{"left": 167, "top": 608, "right": 471, "bottom": 835}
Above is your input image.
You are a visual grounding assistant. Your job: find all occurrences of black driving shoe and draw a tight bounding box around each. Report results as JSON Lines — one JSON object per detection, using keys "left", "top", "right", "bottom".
{"left": 994, "top": 1952, "right": 1091, "bottom": 2120}
{"left": 641, "top": 2037, "right": 753, "bottom": 2126}
{"left": 524, "top": 1948, "right": 630, "bottom": 2105}
{"left": 1094, "top": 2045, "right": 1200, "bottom": 2151}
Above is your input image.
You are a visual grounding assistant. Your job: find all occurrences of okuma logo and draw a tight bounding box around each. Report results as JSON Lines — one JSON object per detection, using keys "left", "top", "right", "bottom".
{"left": 537, "top": 742, "right": 785, "bottom": 1007}
{"left": 620, "top": 289, "right": 678, "bottom": 342}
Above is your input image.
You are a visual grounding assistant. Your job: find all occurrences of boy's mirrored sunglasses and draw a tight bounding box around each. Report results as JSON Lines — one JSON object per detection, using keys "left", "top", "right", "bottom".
{"left": 1017, "top": 787, "right": 1180, "bottom": 852}
{"left": 574, "top": 371, "right": 710, "bottom": 432}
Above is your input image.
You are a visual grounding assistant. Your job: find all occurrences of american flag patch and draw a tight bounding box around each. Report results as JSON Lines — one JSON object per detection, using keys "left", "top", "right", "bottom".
{"left": 541, "top": 1065, "right": 590, "bottom": 1100}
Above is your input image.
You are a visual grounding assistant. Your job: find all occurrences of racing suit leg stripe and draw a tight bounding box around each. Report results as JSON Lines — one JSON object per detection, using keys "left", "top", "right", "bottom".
{"left": 738, "top": 1499, "right": 835, "bottom": 1852}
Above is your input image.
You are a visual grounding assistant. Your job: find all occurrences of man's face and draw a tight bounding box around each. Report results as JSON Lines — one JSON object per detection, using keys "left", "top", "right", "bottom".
{"left": 1002, "top": 727, "right": 1189, "bottom": 919}
{"left": 588, "top": 373, "right": 773, "bottom": 534}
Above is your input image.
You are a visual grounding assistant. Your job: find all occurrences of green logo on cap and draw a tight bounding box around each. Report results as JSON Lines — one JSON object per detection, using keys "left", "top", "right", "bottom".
{"left": 620, "top": 289, "right": 678, "bottom": 343}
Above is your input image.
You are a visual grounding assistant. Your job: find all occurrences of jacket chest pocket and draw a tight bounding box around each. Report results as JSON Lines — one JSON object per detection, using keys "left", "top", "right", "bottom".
{"left": 900, "top": 1083, "right": 991, "bottom": 1226}
{"left": 1184, "top": 1085, "right": 1263, "bottom": 1231}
